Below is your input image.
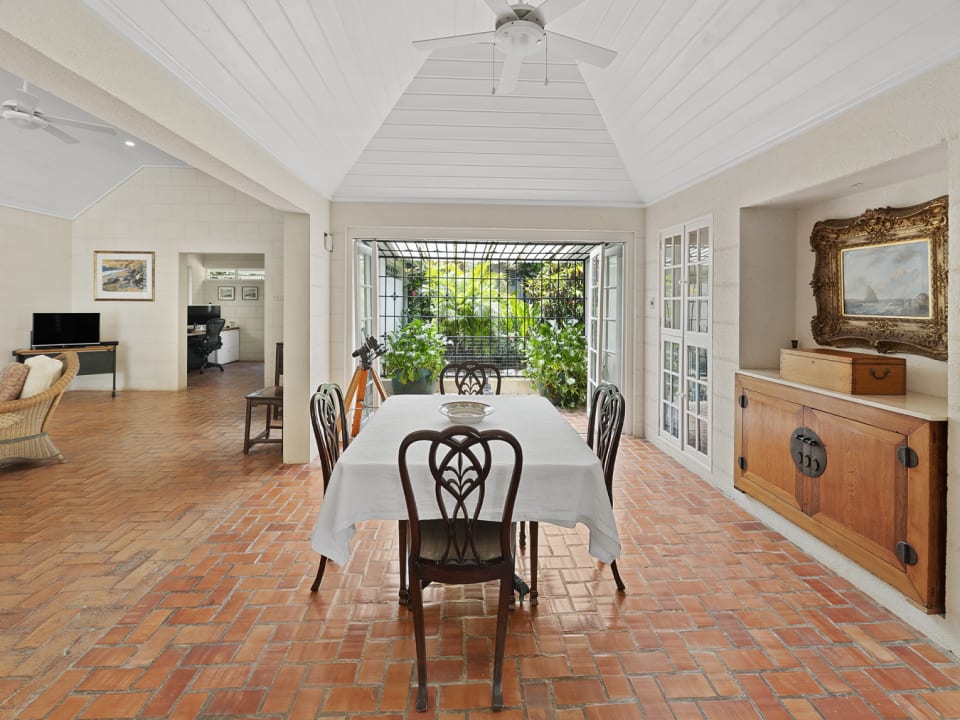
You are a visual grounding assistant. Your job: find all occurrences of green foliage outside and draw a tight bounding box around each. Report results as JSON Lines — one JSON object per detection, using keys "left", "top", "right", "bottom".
{"left": 524, "top": 321, "right": 588, "bottom": 408}
{"left": 380, "top": 319, "right": 448, "bottom": 384}
{"left": 523, "top": 262, "right": 584, "bottom": 324}
{"left": 383, "top": 258, "right": 589, "bottom": 406}
{"left": 423, "top": 260, "right": 534, "bottom": 338}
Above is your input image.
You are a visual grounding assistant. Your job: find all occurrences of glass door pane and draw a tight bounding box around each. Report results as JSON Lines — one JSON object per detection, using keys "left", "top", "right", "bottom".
{"left": 661, "top": 339, "right": 681, "bottom": 440}
{"left": 586, "top": 247, "right": 603, "bottom": 401}
{"left": 353, "top": 240, "right": 380, "bottom": 426}
{"left": 601, "top": 246, "right": 621, "bottom": 385}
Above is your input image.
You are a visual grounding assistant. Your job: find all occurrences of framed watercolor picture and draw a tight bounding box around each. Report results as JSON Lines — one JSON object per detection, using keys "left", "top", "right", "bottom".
{"left": 241, "top": 286, "right": 259, "bottom": 301}
{"left": 218, "top": 286, "right": 236, "bottom": 301}
{"left": 94, "top": 251, "right": 155, "bottom": 301}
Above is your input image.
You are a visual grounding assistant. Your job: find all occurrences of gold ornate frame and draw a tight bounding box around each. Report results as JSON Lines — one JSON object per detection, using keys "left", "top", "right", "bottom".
{"left": 810, "top": 195, "right": 948, "bottom": 360}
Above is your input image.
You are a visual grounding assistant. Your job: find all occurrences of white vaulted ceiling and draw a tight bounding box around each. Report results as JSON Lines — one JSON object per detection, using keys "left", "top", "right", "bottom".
{"left": 4, "top": 0, "right": 960, "bottom": 216}
{"left": 0, "top": 67, "right": 184, "bottom": 218}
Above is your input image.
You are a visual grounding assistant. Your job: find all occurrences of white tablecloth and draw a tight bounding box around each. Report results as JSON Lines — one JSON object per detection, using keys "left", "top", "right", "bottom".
{"left": 310, "top": 394, "right": 621, "bottom": 565}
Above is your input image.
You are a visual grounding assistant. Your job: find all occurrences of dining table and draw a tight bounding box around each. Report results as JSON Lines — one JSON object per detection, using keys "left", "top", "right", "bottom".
{"left": 309, "top": 393, "right": 621, "bottom": 604}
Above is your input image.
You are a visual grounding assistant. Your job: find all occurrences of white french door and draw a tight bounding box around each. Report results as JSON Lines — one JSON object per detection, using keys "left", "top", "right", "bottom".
{"left": 355, "top": 240, "right": 375, "bottom": 346}
{"left": 659, "top": 219, "right": 712, "bottom": 463}
{"left": 586, "top": 243, "right": 623, "bottom": 400}
{"left": 352, "top": 240, "right": 381, "bottom": 426}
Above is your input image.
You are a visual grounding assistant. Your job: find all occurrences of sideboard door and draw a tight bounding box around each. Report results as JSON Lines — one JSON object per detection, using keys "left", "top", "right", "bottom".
{"left": 804, "top": 408, "right": 907, "bottom": 573}
{"left": 736, "top": 387, "right": 804, "bottom": 514}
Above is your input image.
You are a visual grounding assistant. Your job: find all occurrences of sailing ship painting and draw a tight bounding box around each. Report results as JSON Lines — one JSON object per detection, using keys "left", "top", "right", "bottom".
{"left": 841, "top": 239, "right": 930, "bottom": 318}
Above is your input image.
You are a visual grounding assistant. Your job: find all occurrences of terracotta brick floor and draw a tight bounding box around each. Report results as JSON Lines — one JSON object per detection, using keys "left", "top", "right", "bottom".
{"left": 1, "top": 362, "right": 959, "bottom": 718}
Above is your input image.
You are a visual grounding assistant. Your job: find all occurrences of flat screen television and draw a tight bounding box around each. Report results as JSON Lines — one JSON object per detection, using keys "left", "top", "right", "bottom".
{"left": 32, "top": 312, "right": 101, "bottom": 348}
{"left": 187, "top": 305, "right": 221, "bottom": 326}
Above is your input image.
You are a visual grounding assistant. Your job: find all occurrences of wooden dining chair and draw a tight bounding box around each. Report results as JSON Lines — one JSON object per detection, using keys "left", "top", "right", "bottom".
{"left": 439, "top": 361, "right": 502, "bottom": 395}
{"left": 525, "top": 383, "right": 626, "bottom": 606}
{"left": 273, "top": 341, "right": 284, "bottom": 422}
{"left": 309, "top": 383, "right": 349, "bottom": 592}
{"left": 399, "top": 425, "right": 523, "bottom": 712}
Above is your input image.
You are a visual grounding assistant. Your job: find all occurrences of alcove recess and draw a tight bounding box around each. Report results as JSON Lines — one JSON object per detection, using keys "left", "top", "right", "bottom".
{"left": 739, "top": 144, "right": 948, "bottom": 398}
{"left": 736, "top": 145, "right": 949, "bottom": 611}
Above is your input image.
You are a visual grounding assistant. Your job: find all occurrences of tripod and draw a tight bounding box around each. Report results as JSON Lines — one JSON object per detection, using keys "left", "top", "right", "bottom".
{"left": 343, "top": 341, "right": 387, "bottom": 437}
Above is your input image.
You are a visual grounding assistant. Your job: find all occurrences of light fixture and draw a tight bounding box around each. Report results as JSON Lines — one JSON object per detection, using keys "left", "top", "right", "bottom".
{"left": 124, "top": 139, "right": 136, "bottom": 147}
{"left": 494, "top": 20, "right": 544, "bottom": 57}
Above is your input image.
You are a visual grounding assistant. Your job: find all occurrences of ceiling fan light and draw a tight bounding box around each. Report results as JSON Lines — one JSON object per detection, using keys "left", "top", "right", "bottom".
{"left": 494, "top": 20, "right": 544, "bottom": 57}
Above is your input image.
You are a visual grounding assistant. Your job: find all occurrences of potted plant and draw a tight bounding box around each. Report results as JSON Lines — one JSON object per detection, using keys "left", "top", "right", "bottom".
{"left": 525, "top": 321, "right": 587, "bottom": 407}
{"left": 381, "top": 319, "right": 448, "bottom": 394}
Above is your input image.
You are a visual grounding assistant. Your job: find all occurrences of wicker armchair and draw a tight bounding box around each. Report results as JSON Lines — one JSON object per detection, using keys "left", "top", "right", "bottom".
{"left": 0, "top": 352, "right": 79, "bottom": 464}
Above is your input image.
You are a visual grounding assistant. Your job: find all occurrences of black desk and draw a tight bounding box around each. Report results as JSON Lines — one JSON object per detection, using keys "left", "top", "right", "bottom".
{"left": 13, "top": 342, "right": 119, "bottom": 396}
{"left": 187, "top": 331, "right": 204, "bottom": 370}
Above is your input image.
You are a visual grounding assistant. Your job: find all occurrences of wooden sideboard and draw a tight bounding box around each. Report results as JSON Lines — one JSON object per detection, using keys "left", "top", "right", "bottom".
{"left": 734, "top": 371, "right": 947, "bottom": 612}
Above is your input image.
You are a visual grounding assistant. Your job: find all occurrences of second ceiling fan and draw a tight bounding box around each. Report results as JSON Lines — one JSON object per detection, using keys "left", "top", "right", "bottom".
{"left": 413, "top": 0, "right": 616, "bottom": 95}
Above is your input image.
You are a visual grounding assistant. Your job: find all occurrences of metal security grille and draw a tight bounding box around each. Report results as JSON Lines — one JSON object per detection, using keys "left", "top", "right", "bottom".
{"left": 368, "top": 240, "right": 592, "bottom": 374}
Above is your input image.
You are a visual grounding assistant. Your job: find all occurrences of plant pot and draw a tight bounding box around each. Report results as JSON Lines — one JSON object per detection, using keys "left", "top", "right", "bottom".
{"left": 391, "top": 369, "right": 437, "bottom": 395}
{"left": 536, "top": 381, "right": 564, "bottom": 406}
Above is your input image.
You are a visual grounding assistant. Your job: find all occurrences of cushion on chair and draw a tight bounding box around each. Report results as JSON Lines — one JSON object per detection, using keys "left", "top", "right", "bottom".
{"left": 0, "top": 362, "right": 30, "bottom": 401}
{"left": 19, "top": 355, "right": 64, "bottom": 398}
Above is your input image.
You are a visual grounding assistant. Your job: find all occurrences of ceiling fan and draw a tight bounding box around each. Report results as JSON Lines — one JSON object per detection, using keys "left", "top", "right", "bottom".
{"left": 1, "top": 79, "right": 117, "bottom": 144}
{"left": 413, "top": 0, "right": 616, "bottom": 94}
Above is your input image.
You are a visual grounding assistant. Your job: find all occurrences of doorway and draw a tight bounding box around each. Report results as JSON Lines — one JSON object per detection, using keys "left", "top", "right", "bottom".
{"left": 352, "top": 238, "right": 624, "bottom": 411}
{"left": 184, "top": 252, "right": 266, "bottom": 384}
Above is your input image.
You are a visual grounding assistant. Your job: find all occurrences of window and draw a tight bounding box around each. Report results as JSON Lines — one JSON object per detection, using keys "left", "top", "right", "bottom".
{"left": 207, "top": 269, "right": 236, "bottom": 280}
{"left": 368, "top": 240, "right": 592, "bottom": 375}
{"left": 659, "top": 218, "right": 711, "bottom": 462}
{"left": 206, "top": 268, "right": 264, "bottom": 280}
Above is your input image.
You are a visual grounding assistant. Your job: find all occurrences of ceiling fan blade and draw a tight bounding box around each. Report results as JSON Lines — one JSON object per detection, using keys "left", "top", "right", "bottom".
{"left": 496, "top": 53, "right": 523, "bottom": 95}
{"left": 42, "top": 114, "right": 117, "bottom": 134}
{"left": 547, "top": 32, "right": 616, "bottom": 67}
{"left": 527, "top": 0, "right": 585, "bottom": 26}
{"left": 16, "top": 88, "right": 38, "bottom": 115}
{"left": 413, "top": 30, "right": 496, "bottom": 51}
{"left": 483, "top": 0, "right": 519, "bottom": 21}
{"left": 42, "top": 124, "right": 80, "bottom": 144}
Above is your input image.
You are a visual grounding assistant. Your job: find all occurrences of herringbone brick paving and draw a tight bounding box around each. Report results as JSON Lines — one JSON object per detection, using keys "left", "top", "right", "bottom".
{"left": 1, "top": 362, "right": 959, "bottom": 718}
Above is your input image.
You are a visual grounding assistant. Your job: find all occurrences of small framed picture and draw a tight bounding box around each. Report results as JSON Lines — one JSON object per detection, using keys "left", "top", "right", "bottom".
{"left": 241, "top": 286, "right": 259, "bottom": 301}
{"left": 218, "top": 286, "right": 235, "bottom": 301}
{"left": 94, "top": 250, "right": 155, "bottom": 301}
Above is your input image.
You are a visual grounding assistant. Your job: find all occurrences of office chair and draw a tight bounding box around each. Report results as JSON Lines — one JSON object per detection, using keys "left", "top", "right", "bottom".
{"left": 399, "top": 424, "right": 523, "bottom": 712}
{"left": 196, "top": 318, "right": 226, "bottom": 373}
{"left": 309, "top": 383, "right": 349, "bottom": 592}
{"left": 439, "top": 361, "right": 502, "bottom": 395}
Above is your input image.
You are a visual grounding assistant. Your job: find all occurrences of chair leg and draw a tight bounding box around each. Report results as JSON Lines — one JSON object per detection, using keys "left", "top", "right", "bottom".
{"left": 492, "top": 574, "right": 512, "bottom": 711}
{"left": 409, "top": 569, "right": 428, "bottom": 712}
{"left": 529, "top": 521, "right": 539, "bottom": 606}
{"left": 310, "top": 556, "right": 328, "bottom": 592}
{"left": 610, "top": 559, "right": 626, "bottom": 592}
{"left": 398, "top": 520, "right": 409, "bottom": 607}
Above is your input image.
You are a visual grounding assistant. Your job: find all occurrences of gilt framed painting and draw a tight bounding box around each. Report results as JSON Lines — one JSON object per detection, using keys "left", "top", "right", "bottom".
{"left": 810, "top": 196, "right": 947, "bottom": 360}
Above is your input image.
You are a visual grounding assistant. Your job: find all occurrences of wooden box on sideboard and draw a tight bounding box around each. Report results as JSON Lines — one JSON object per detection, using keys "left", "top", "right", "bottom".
{"left": 779, "top": 347, "right": 905, "bottom": 395}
